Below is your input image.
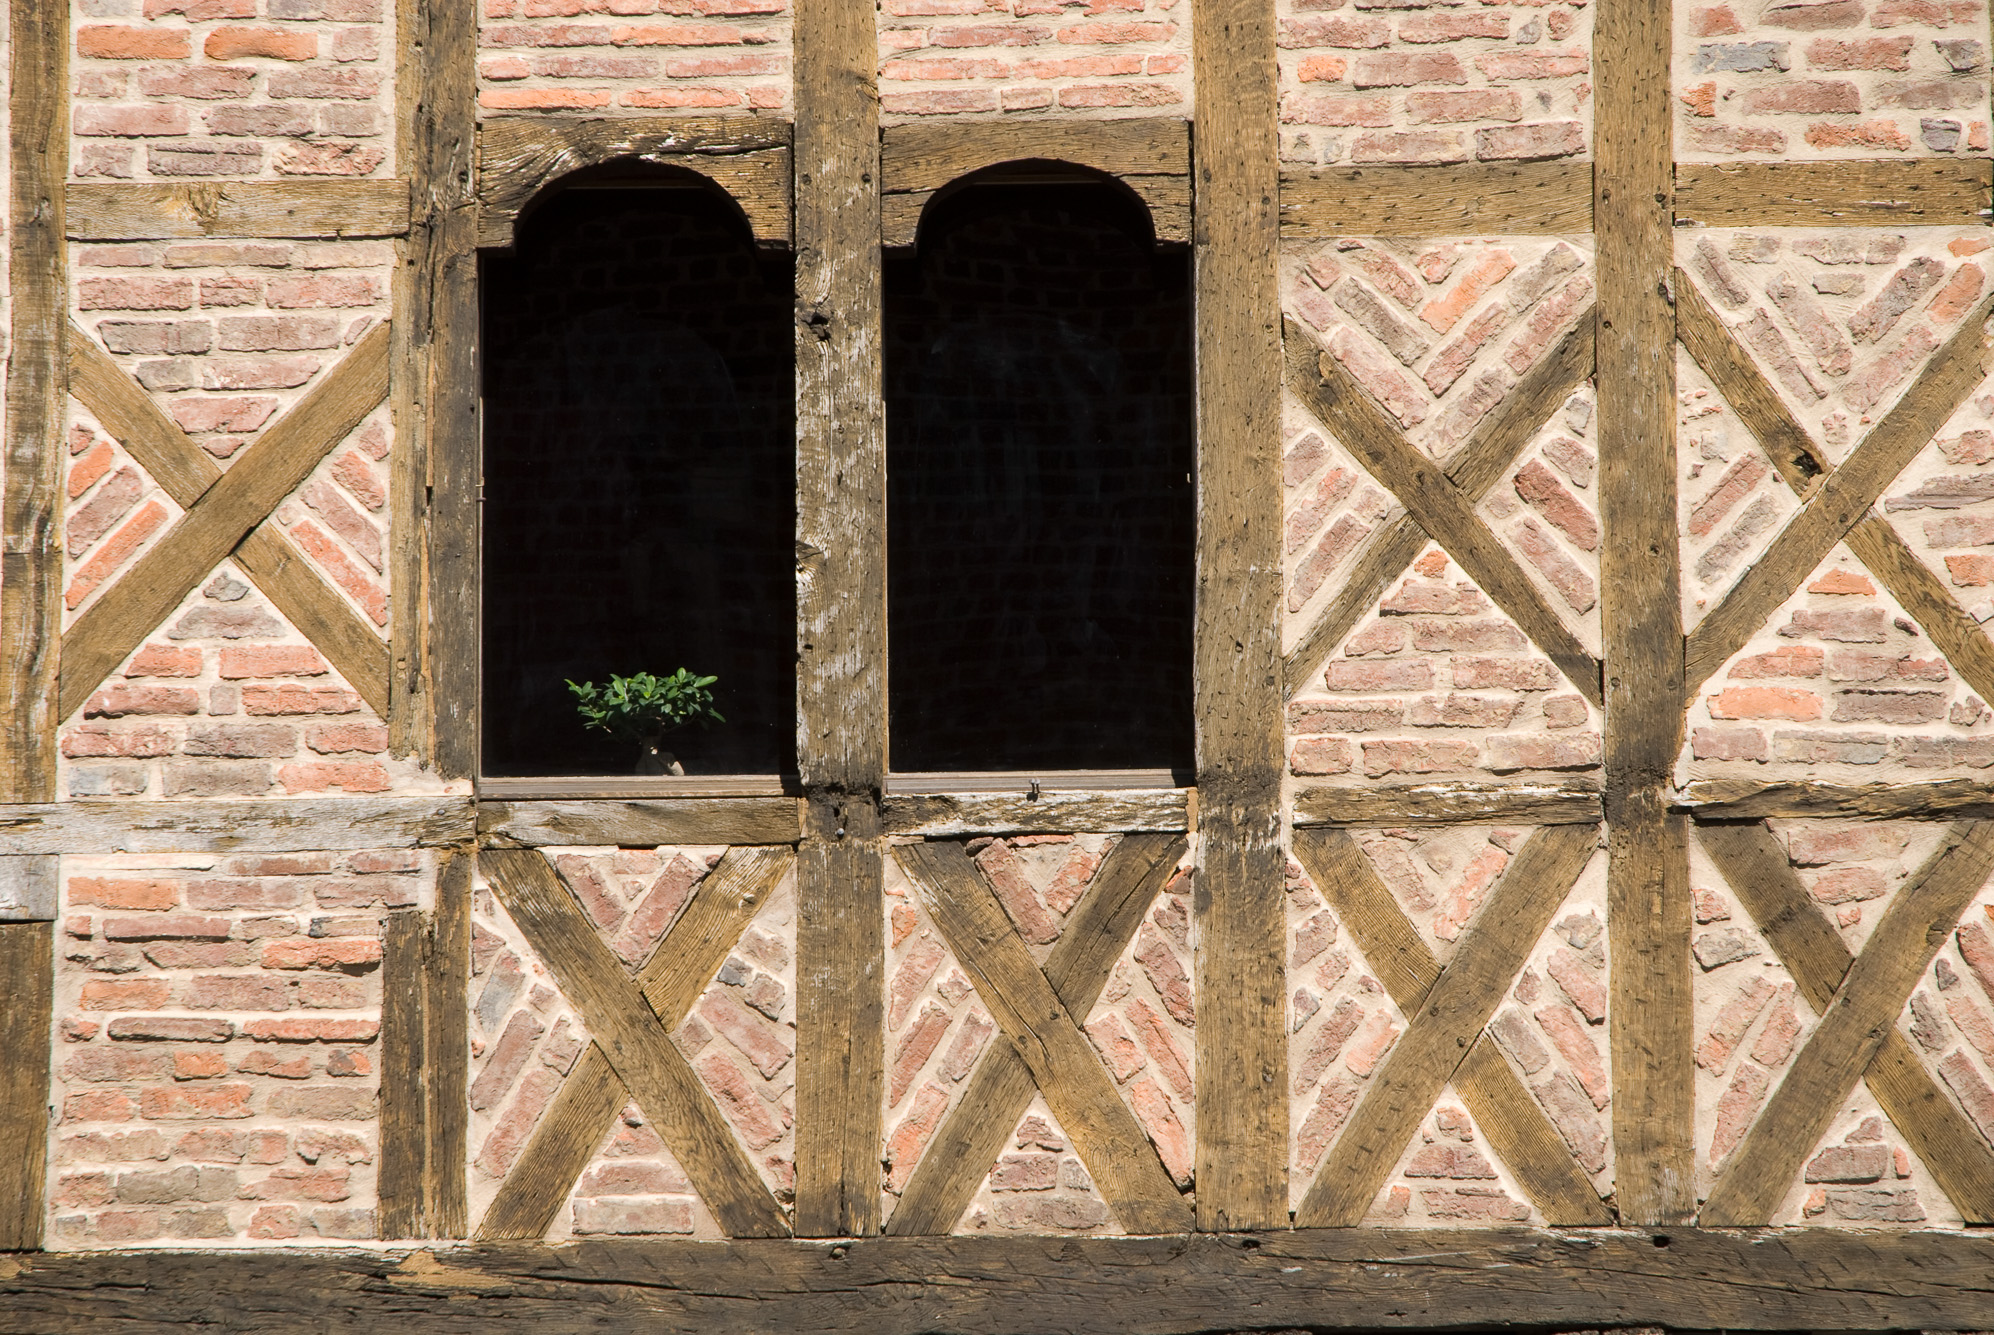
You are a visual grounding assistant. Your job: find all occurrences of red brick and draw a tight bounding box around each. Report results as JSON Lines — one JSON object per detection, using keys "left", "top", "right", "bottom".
{"left": 1708, "top": 686, "right": 1822, "bottom": 721}
{"left": 205, "top": 26, "right": 318, "bottom": 60}
{"left": 107, "top": 1017, "right": 233, "bottom": 1042}
{"left": 1477, "top": 51, "right": 1589, "bottom": 79}
{"left": 885, "top": 1082, "right": 952, "bottom": 1191}
{"left": 1696, "top": 975, "right": 1777, "bottom": 1072}
{"left": 1691, "top": 726, "right": 1770, "bottom": 762}
{"left": 217, "top": 645, "right": 330, "bottom": 679}
{"left": 1805, "top": 120, "right": 1914, "bottom": 151}
{"left": 139, "top": 1084, "right": 254, "bottom": 1121}
{"left": 260, "top": 936, "right": 383, "bottom": 970}
{"left": 1289, "top": 737, "right": 1355, "bottom": 775}
{"left": 81, "top": 979, "right": 173, "bottom": 1011}
{"left": 1806, "top": 35, "right": 1914, "bottom": 67}
{"left": 1129, "top": 1077, "right": 1192, "bottom": 1187}
{"left": 242, "top": 684, "right": 363, "bottom": 716}
{"left": 1476, "top": 120, "right": 1584, "bottom": 161}
{"left": 65, "top": 1048, "right": 172, "bottom": 1083}
{"left": 694, "top": 1049, "right": 784, "bottom": 1149}
{"left": 78, "top": 25, "right": 193, "bottom": 58}
{"left": 1352, "top": 52, "right": 1467, "bottom": 86}
{"left": 1125, "top": 997, "right": 1193, "bottom": 1101}
{"left": 101, "top": 915, "right": 231, "bottom": 942}
{"left": 64, "top": 1090, "right": 139, "bottom": 1124}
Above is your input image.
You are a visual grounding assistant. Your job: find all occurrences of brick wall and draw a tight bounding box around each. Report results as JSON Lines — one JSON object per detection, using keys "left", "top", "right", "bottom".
{"left": 71, "top": 0, "right": 394, "bottom": 181}
{"left": 49, "top": 852, "right": 417, "bottom": 1246}
{"left": 1277, "top": 0, "right": 1592, "bottom": 166}
{"left": 477, "top": 0, "right": 791, "bottom": 115}
{"left": 1674, "top": 0, "right": 1990, "bottom": 159}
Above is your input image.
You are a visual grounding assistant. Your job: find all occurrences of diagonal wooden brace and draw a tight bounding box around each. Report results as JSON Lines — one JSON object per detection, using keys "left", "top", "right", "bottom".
{"left": 1697, "top": 819, "right": 1994, "bottom": 1225}
{"left": 1293, "top": 825, "right": 1611, "bottom": 1225}
{"left": 1283, "top": 316, "right": 1603, "bottom": 706}
{"left": 481, "top": 847, "right": 791, "bottom": 1238}
{"left": 59, "top": 321, "right": 393, "bottom": 722}
{"left": 886, "top": 832, "right": 1187, "bottom": 1235}
{"left": 895, "top": 839, "right": 1193, "bottom": 1236}
{"left": 1295, "top": 822, "right": 1600, "bottom": 1227}
{"left": 66, "top": 325, "right": 389, "bottom": 717}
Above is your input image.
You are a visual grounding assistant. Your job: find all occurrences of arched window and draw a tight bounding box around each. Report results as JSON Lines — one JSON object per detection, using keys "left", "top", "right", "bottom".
{"left": 884, "top": 166, "right": 1194, "bottom": 774}
{"left": 480, "top": 169, "right": 795, "bottom": 778}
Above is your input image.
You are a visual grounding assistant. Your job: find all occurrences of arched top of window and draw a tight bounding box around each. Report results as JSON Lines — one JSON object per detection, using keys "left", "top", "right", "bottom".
{"left": 909, "top": 159, "right": 1160, "bottom": 253}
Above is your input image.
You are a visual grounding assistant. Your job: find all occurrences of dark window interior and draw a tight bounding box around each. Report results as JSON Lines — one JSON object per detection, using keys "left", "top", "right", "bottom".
{"left": 480, "top": 176, "right": 795, "bottom": 777}
{"left": 884, "top": 170, "right": 1195, "bottom": 773}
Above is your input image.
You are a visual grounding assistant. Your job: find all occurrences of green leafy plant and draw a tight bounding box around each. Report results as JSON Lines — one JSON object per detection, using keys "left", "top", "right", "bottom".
{"left": 566, "top": 670, "right": 725, "bottom": 744}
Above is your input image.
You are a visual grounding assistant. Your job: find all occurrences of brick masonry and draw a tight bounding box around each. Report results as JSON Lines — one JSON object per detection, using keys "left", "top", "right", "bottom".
{"left": 478, "top": 0, "right": 792, "bottom": 115}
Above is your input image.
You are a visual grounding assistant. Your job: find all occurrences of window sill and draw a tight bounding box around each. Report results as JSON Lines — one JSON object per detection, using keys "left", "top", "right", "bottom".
{"left": 477, "top": 775, "right": 800, "bottom": 800}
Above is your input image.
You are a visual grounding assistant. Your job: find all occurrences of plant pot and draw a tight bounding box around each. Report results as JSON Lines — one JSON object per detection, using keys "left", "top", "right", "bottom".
{"left": 635, "top": 741, "right": 684, "bottom": 776}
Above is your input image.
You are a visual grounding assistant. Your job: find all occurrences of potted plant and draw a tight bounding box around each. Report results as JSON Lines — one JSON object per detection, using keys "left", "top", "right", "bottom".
{"left": 566, "top": 669, "right": 725, "bottom": 775}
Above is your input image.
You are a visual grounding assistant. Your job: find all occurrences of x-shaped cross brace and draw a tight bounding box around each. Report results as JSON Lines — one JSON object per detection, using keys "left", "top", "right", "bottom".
{"left": 1282, "top": 312, "right": 1601, "bottom": 705}
{"left": 60, "top": 321, "right": 392, "bottom": 721}
{"left": 1292, "top": 821, "right": 1602, "bottom": 1227}
{"left": 1697, "top": 818, "right": 1994, "bottom": 1225}
{"left": 890, "top": 835, "right": 1192, "bottom": 1236}
{"left": 1681, "top": 285, "right": 1994, "bottom": 697}
{"left": 480, "top": 846, "right": 792, "bottom": 1238}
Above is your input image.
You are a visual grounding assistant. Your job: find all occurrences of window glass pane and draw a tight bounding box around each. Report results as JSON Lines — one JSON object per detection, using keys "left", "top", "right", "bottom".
{"left": 885, "top": 177, "right": 1194, "bottom": 773}
{"left": 481, "top": 183, "right": 795, "bottom": 777}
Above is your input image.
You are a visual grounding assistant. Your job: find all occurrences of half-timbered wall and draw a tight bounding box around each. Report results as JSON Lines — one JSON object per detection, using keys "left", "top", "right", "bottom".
{"left": 13, "top": 0, "right": 1994, "bottom": 1324}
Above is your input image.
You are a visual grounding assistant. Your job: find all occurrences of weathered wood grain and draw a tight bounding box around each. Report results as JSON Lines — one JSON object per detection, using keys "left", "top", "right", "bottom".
{"left": 427, "top": 850, "right": 472, "bottom": 1237}
{"left": 886, "top": 833, "right": 1188, "bottom": 1235}
{"left": 1292, "top": 779, "right": 1602, "bottom": 827}
{"left": 1296, "top": 824, "right": 1601, "bottom": 1227}
{"left": 1696, "top": 820, "right": 1994, "bottom": 1224}
{"left": 478, "top": 116, "right": 791, "bottom": 249}
{"left": 1685, "top": 291, "right": 1994, "bottom": 696}
{"left": 19, "top": 1229, "right": 1994, "bottom": 1330}
{"left": 1700, "top": 821, "right": 1994, "bottom": 1225}
{"left": 1194, "top": 0, "right": 1288, "bottom": 1233}
{"left": 0, "top": 922, "right": 52, "bottom": 1249}
{"left": 477, "top": 798, "right": 801, "bottom": 847}
{"left": 1675, "top": 273, "right": 1994, "bottom": 714}
{"left": 1674, "top": 160, "right": 1994, "bottom": 227}
{"left": 65, "top": 180, "right": 410, "bottom": 239}
{"left": 0, "top": 854, "right": 58, "bottom": 921}
{"left": 379, "top": 908, "right": 429, "bottom": 1239}
{"left": 59, "top": 322, "right": 393, "bottom": 721}
{"left": 1, "top": 0, "right": 66, "bottom": 803}
{"left": 67, "top": 326, "right": 391, "bottom": 717}
{"left": 475, "top": 846, "right": 790, "bottom": 1241}
{"left": 1286, "top": 320, "right": 1603, "bottom": 705}
{"left": 883, "top": 789, "right": 1190, "bottom": 836}
{"left": 1283, "top": 313, "right": 1593, "bottom": 698}
{"left": 481, "top": 848, "right": 789, "bottom": 1238}
{"left": 1678, "top": 778, "right": 1994, "bottom": 820}
{"left": 477, "top": 776, "right": 795, "bottom": 800}
{"left": 1597, "top": 0, "right": 1692, "bottom": 1224}
{"left": 1279, "top": 161, "right": 1592, "bottom": 237}
{"left": 896, "top": 841, "right": 1191, "bottom": 1234}
{"left": 0, "top": 797, "right": 472, "bottom": 854}
{"left": 1292, "top": 827, "right": 1611, "bottom": 1225}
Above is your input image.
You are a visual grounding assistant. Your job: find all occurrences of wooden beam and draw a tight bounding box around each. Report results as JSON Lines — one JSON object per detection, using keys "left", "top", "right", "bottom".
{"left": 0, "top": 796, "right": 472, "bottom": 855}
{"left": 1296, "top": 824, "right": 1600, "bottom": 1227}
{"left": 1678, "top": 778, "right": 1994, "bottom": 821}
{"left": 1674, "top": 160, "right": 1994, "bottom": 227}
{"left": 1685, "top": 291, "right": 1994, "bottom": 697}
{"left": 1292, "top": 827, "right": 1611, "bottom": 1225}
{"left": 67, "top": 326, "right": 391, "bottom": 718}
{"left": 0, "top": 922, "right": 52, "bottom": 1249}
{"left": 477, "top": 115, "right": 791, "bottom": 250}
{"left": 1278, "top": 161, "right": 1592, "bottom": 238}
{"left": 378, "top": 907, "right": 430, "bottom": 1239}
{"left": 1285, "top": 319, "right": 1604, "bottom": 706}
{"left": 0, "top": 854, "right": 58, "bottom": 921}
{"left": 1697, "top": 820, "right": 1994, "bottom": 1224}
{"left": 23, "top": 1230, "right": 1994, "bottom": 1329}
{"left": 1700, "top": 821, "right": 1994, "bottom": 1225}
{"left": 1292, "top": 779, "right": 1602, "bottom": 827}
{"left": 1, "top": 0, "right": 66, "bottom": 803}
{"left": 58, "top": 322, "right": 393, "bottom": 722}
{"left": 426, "top": 850, "right": 472, "bottom": 1237}
{"left": 1193, "top": 0, "right": 1287, "bottom": 1233}
{"left": 896, "top": 841, "right": 1192, "bottom": 1235}
{"left": 1596, "top": 0, "right": 1693, "bottom": 1226}
{"left": 476, "top": 776, "right": 794, "bottom": 800}
{"left": 793, "top": 0, "right": 887, "bottom": 1239}
{"left": 885, "top": 833, "right": 1188, "bottom": 1235}
{"left": 476, "top": 797, "right": 802, "bottom": 847}
{"left": 882, "top": 789, "right": 1190, "bottom": 837}
{"left": 1283, "top": 313, "right": 1593, "bottom": 699}
{"left": 482, "top": 848, "right": 790, "bottom": 1238}
{"left": 64, "top": 180, "right": 410, "bottom": 241}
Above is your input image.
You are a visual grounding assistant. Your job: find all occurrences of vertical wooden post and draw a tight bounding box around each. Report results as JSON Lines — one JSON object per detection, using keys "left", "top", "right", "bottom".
{"left": 401, "top": 0, "right": 482, "bottom": 779}
{"left": 1596, "top": 0, "right": 1695, "bottom": 1224}
{"left": 1191, "top": 0, "right": 1288, "bottom": 1231}
{"left": 377, "top": 907, "right": 430, "bottom": 1238}
{"left": 1, "top": 0, "right": 67, "bottom": 803}
{"left": 791, "top": 0, "right": 886, "bottom": 1239}
{"left": 0, "top": 922, "right": 52, "bottom": 1251}
{"left": 425, "top": 849, "right": 472, "bottom": 1236}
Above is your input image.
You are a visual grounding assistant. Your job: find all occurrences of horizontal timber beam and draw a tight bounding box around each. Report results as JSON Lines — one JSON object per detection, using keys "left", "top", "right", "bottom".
{"left": 1292, "top": 780, "right": 1602, "bottom": 827}
{"left": 0, "top": 797, "right": 471, "bottom": 854}
{"left": 66, "top": 180, "right": 411, "bottom": 239}
{"left": 477, "top": 797, "right": 802, "bottom": 847}
{"left": 1674, "top": 159, "right": 1993, "bottom": 226}
{"left": 1677, "top": 778, "right": 1994, "bottom": 821}
{"left": 11, "top": 1230, "right": 1994, "bottom": 1330}
{"left": 883, "top": 788, "right": 1191, "bottom": 836}
{"left": 1279, "top": 160, "right": 1592, "bottom": 237}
